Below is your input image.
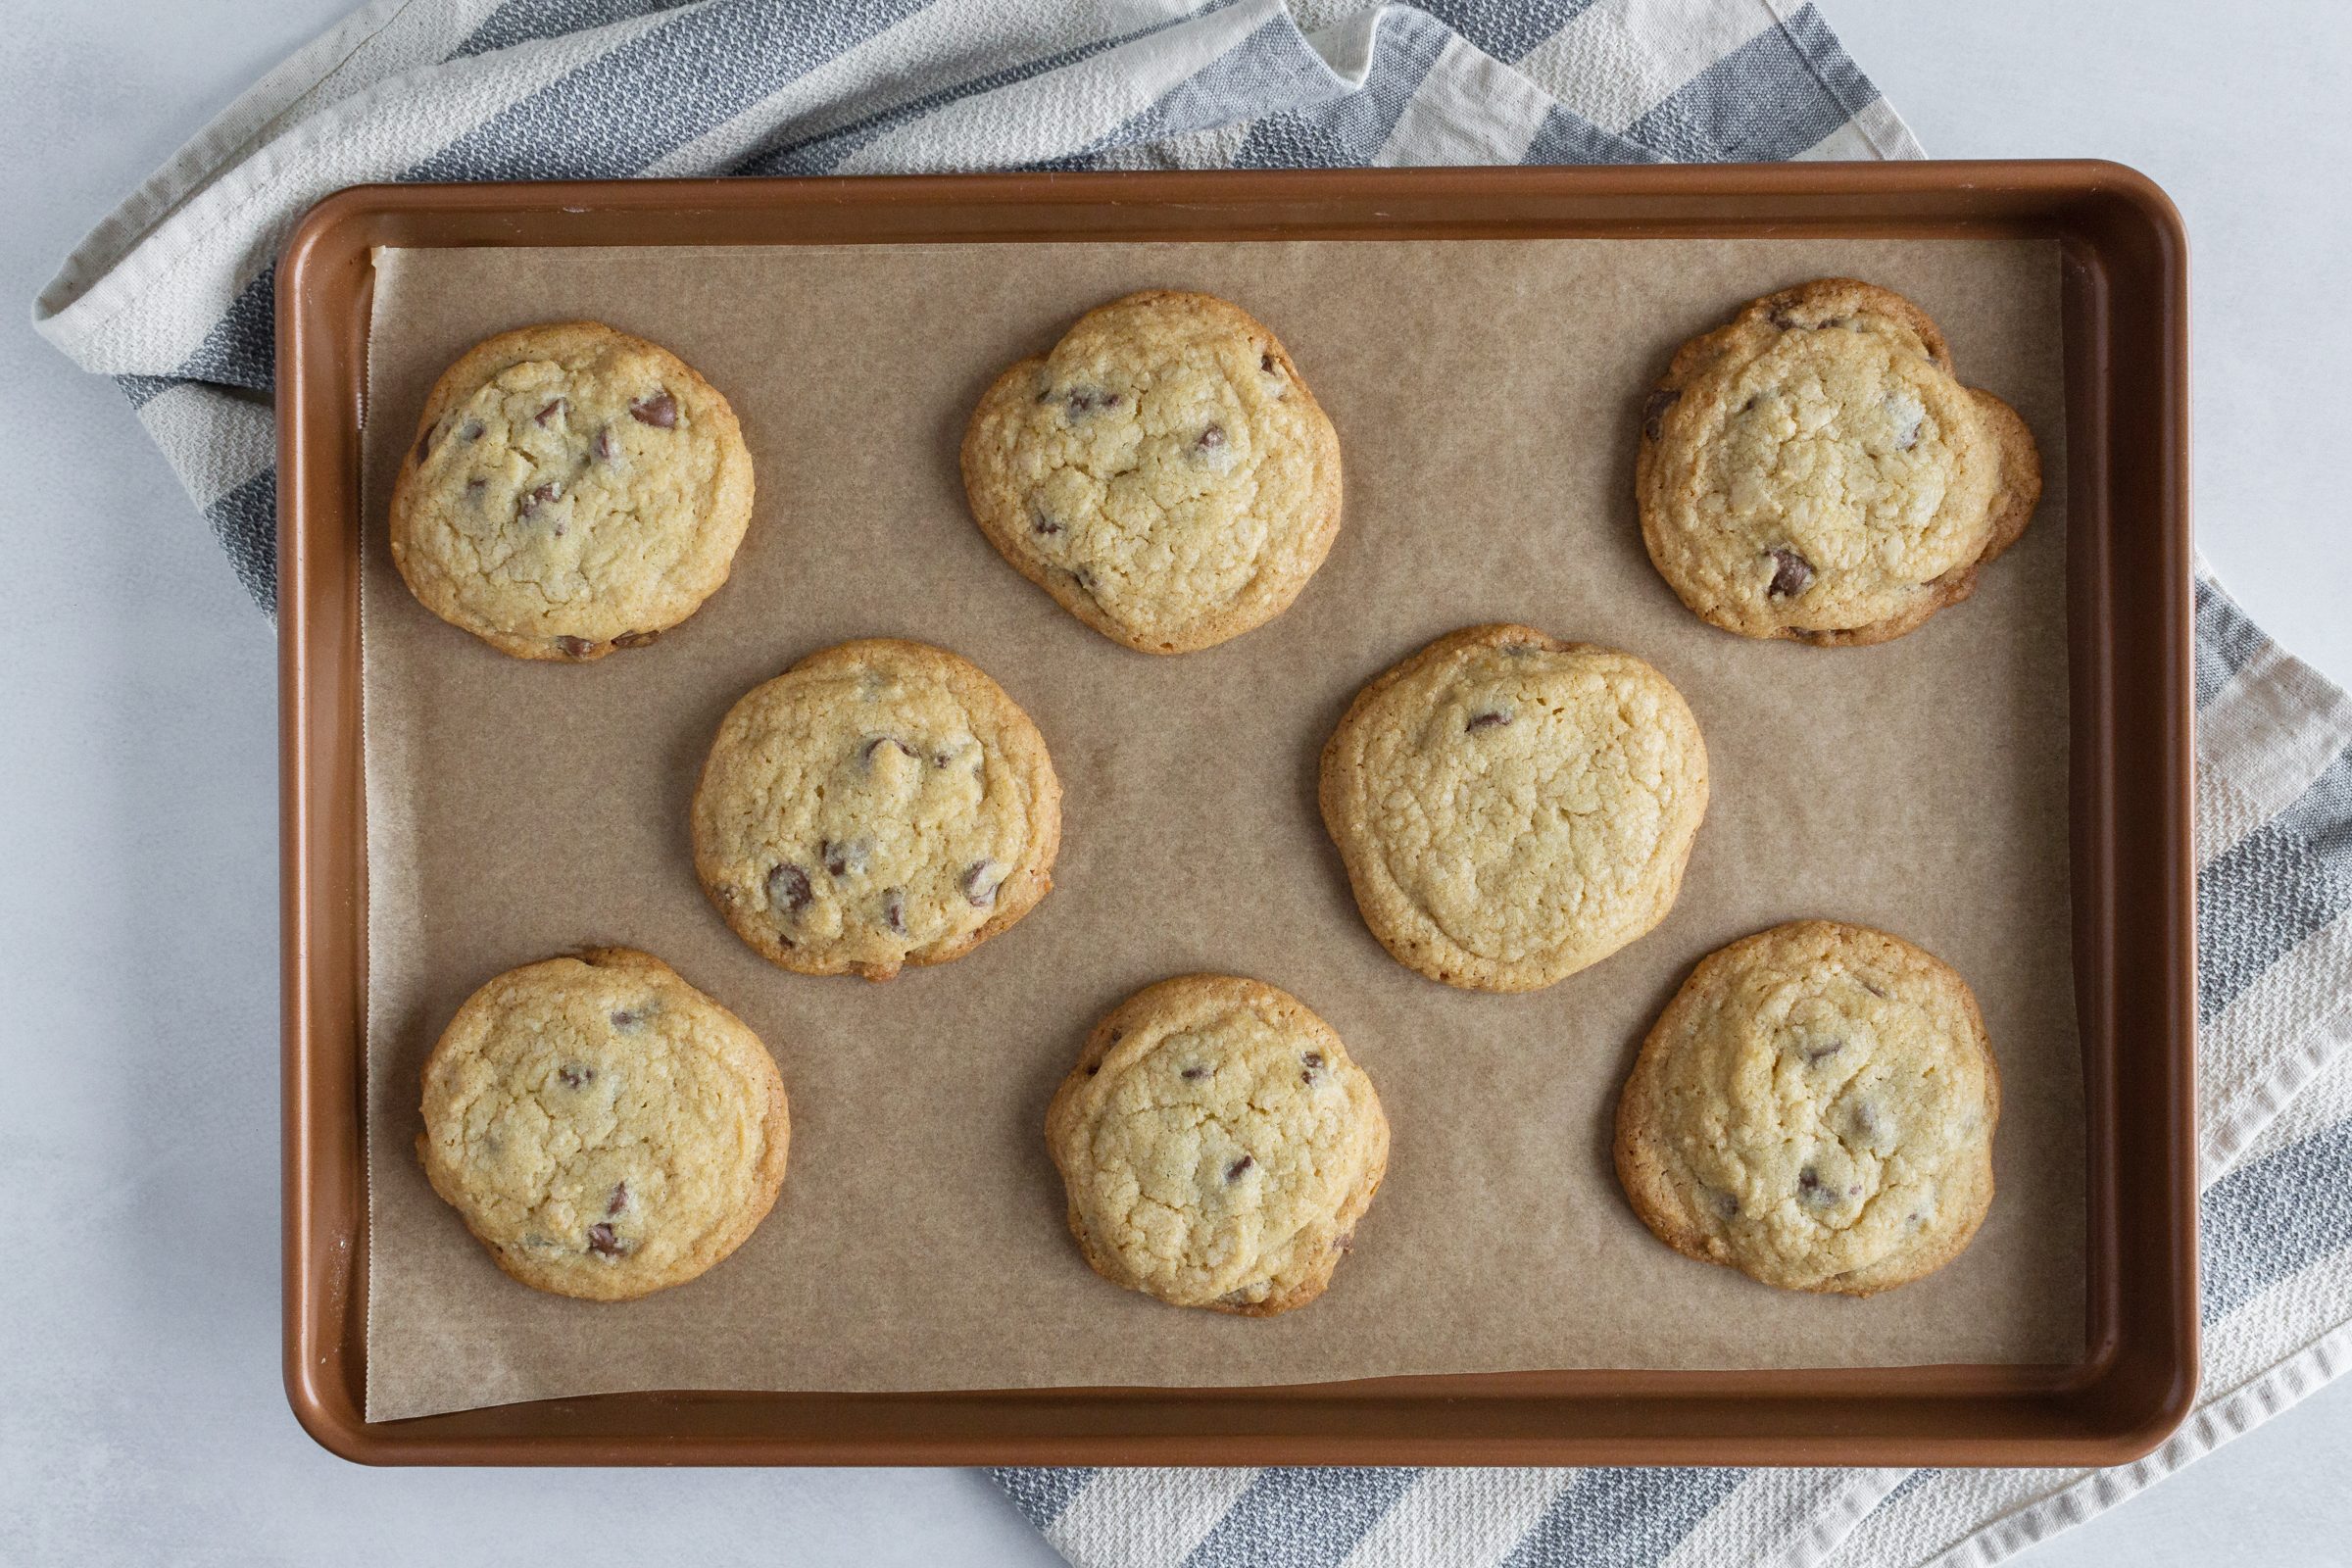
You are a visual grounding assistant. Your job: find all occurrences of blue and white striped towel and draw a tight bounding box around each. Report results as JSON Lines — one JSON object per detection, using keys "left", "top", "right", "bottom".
{"left": 33, "top": 4, "right": 2352, "bottom": 1565}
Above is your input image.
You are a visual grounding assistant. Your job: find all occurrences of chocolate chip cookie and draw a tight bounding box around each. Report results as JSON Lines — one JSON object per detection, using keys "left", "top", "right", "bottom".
{"left": 416, "top": 948, "right": 789, "bottom": 1301}
{"left": 1614, "top": 920, "right": 2000, "bottom": 1296}
{"left": 1046, "top": 974, "right": 1388, "bottom": 1316}
{"left": 1637, "top": 278, "right": 2041, "bottom": 646}
{"left": 389, "top": 320, "right": 755, "bottom": 661}
{"left": 691, "top": 639, "right": 1061, "bottom": 981}
{"left": 960, "top": 290, "right": 1343, "bottom": 654}
{"left": 1319, "top": 623, "right": 1710, "bottom": 993}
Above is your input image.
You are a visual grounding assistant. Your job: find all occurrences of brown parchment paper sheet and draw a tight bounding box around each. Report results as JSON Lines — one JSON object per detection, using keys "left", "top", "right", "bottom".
{"left": 361, "top": 237, "right": 2080, "bottom": 1420}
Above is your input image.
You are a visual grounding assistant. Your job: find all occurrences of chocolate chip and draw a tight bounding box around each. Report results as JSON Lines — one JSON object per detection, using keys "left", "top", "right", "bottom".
{"left": 1642, "top": 387, "right": 1680, "bottom": 441}
{"left": 520, "top": 480, "right": 562, "bottom": 517}
{"left": 1194, "top": 423, "right": 1226, "bottom": 453}
{"left": 1225, "top": 1155, "right": 1253, "bottom": 1182}
{"left": 534, "top": 398, "right": 565, "bottom": 427}
{"left": 1065, "top": 388, "right": 1122, "bottom": 416}
{"left": 1032, "top": 509, "right": 1060, "bottom": 535}
{"left": 767, "top": 861, "right": 812, "bottom": 914}
{"left": 557, "top": 1064, "right": 593, "bottom": 1089}
{"left": 1800, "top": 1039, "right": 1844, "bottom": 1063}
{"left": 1769, "top": 307, "right": 1799, "bottom": 329}
{"left": 461, "top": 420, "right": 484, "bottom": 441}
{"left": 629, "top": 390, "right": 677, "bottom": 427}
{"left": 610, "top": 1008, "right": 645, "bottom": 1031}
{"left": 466, "top": 478, "right": 485, "bottom": 495}
{"left": 594, "top": 426, "right": 617, "bottom": 461}
{"left": 861, "top": 735, "right": 916, "bottom": 766}
{"left": 415, "top": 424, "right": 438, "bottom": 462}
{"left": 882, "top": 889, "right": 906, "bottom": 935}
{"left": 612, "top": 629, "right": 660, "bottom": 649}
{"left": 585, "top": 1222, "right": 623, "bottom": 1257}
{"left": 555, "top": 635, "right": 594, "bottom": 659}
{"left": 823, "top": 839, "right": 870, "bottom": 878}
{"left": 1851, "top": 1102, "right": 1884, "bottom": 1141}
{"left": 1302, "top": 1052, "right": 1324, "bottom": 1068}
{"left": 1712, "top": 1190, "right": 1740, "bottom": 1219}
{"left": 1179, "top": 1065, "right": 1207, "bottom": 1081}
{"left": 1260, "top": 352, "right": 1277, "bottom": 373}
{"left": 1465, "top": 710, "right": 1510, "bottom": 733}
{"left": 1766, "top": 547, "right": 1814, "bottom": 598}
{"left": 1796, "top": 1166, "right": 1833, "bottom": 1204}
{"left": 606, "top": 1182, "right": 629, "bottom": 1216}
{"left": 960, "top": 859, "right": 1001, "bottom": 907}
{"left": 1739, "top": 393, "right": 1761, "bottom": 415}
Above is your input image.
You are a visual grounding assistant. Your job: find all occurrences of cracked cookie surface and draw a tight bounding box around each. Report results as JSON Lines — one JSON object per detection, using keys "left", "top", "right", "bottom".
{"left": 1046, "top": 974, "right": 1388, "bottom": 1316}
{"left": 691, "top": 639, "right": 1061, "bottom": 981}
{"left": 1637, "top": 278, "right": 2040, "bottom": 646}
{"left": 416, "top": 948, "right": 789, "bottom": 1301}
{"left": 1613, "top": 920, "right": 2000, "bottom": 1296}
{"left": 1320, "top": 623, "right": 1709, "bottom": 993}
{"left": 959, "top": 290, "right": 1342, "bottom": 654}
{"left": 389, "top": 320, "right": 755, "bottom": 661}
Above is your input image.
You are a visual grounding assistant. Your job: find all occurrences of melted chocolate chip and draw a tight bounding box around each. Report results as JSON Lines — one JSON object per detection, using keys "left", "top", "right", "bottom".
{"left": 882, "top": 889, "right": 906, "bottom": 935}
{"left": 1302, "top": 1052, "right": 1324, "bottom": 1068}
{"left": 555, "top": 635, "right": 595, "bottom": 659}
{"left": 1179, "top": 1065, "right": 1207, "bottom": 1081}
{"left": 1800, "top": 1039, "right": 1845, "bottom": 1063}
{"left": 1299, "top": 1051, "right": 1324, "bottom": 1086}
{"left": 629, "top": 390, "right": 677, "bottom": 427}
{"left": 1065, "top": 388, "right": 1121, "bottom": 416}
{"left": 612, "top": 629, "right": 660, "bottom": 649}
{"left": 1769, "top": 307, "right": 1799, "bottom": 329}
{"left": 1194, "top": 423, "right": 1226, "bottom": 453}
{"left": 823, "top": 839, "right": 870, "bottom": 879}
{"left": 520, "top": 480, "right": 563, "bottom": 517}
{"left": 1851, "top": 1102, "right": 1884, "bottom": 1141}
{"left": 534, "top": 398, "right": 565, "bottom": 427}
{"left": 1465, "top": 710, "right": 1511, "bottom": 733}
{"left": 585, "top": 1222, "right": 623, "bottom": 1257}
{"left": 1796, "top": 1166, "right": 1834, "bottom": 1204}
{"left": 960, "top": 859, "right": 1001, "bottom": 907}
{"left": 461, "top": 420, "right": 485, "bottom": 441}
{"left": 1712, "top": 1190, "right": 1740, "bottom": 1219}
{"left": 607, "top": 1183, "right": 629, "bottom": 1216}
{"left": 557, "top": 1064, "right": 593, "bottom": 1089}
{"left": 610, "top": 1008, "right": 645, "bottom": 1031}
{"left": 1032, "top": 509, "right": 1060, "bottom": 535}
{"left": 1642, "top": 386, "right": 1680, "bottom": 441}
{"left": 594, "top": 426, "right": 617, "bottom": 462}
{"left": 861, "top": 735, "right": 916, "bottom": 766}
{"left": 1766, "top": 547, "right": 1815, "bottom": 598}
{"left": 767, "top": 861, "right": 813, "bottom": 915}
{"left": 1225, "top": 1155, "right": 1253, "bottom": 1182}
{"left": 466, "top": 478, "right": 485, "bottom": 495}
{"left": 1739, "top": 393, "right": 1762, "bottom": 415}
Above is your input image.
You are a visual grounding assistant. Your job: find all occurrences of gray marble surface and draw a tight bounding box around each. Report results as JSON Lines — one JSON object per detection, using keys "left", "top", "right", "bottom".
{"left": 2, "top": 2, "right": 2347, "bottom": 1562}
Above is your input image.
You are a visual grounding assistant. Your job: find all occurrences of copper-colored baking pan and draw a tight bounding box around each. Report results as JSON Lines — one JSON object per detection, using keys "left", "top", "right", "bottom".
{"left": 278, "top": 163, "right": 2194, "bottom": 1466}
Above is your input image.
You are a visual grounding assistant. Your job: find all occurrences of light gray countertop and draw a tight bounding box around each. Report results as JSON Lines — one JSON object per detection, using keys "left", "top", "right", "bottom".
{"left": 4, "top": 2, "right": 2348, "bottom": 1562}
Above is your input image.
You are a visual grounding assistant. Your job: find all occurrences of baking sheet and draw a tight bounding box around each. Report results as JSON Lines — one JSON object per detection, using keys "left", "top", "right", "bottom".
{"left": 361, "top": 236, "right": 2079, "bottom": 1421}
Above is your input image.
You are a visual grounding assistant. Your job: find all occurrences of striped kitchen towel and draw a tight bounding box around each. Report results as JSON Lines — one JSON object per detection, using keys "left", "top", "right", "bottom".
{"left": 32, "top": 3, "right": 2352, "bottom": 1565}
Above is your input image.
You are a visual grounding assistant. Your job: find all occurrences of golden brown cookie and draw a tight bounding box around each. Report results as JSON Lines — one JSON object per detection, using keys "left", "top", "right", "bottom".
{"left": 1319, "top": 623, "right": 1709, "bottom": 992}
{"left": 691, "top": 638, "right": 1061, "bottom": 981}
{"left": 1637, "top": 278, "right": 2040, "bottom": 646}
{"left": 389, "top": 320, "right": 755, "bottom": 661}
{"left": 1613, "top": 920, "right": 2000, "bottom": 1296}
{"left": 960, "top": 290, "right": 1343, "bottom": 654}
{"left": 416, "top": 948, "right": 789, "bottom": 1301}
{"left": 1046, "top": 974, "right": 1388, "bottom": 1316}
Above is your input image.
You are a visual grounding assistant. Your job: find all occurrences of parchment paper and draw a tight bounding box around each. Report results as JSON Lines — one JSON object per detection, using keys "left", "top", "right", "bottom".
{"left": 362, "top": 237, "right": 2079, "bottom": 1420}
